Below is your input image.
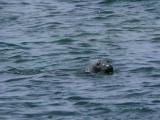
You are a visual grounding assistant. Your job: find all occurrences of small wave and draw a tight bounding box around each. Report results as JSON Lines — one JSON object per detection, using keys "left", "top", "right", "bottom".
{"left": 152, "top": 100, "right": 160, "bottom": 103}
{"left": 0, "top": 42, "right": 30, "bottom": 50}
{"left": 115, "top": 102, "right": 141, "bottom": 106}
{"left": 7, "top": 68, "right": 42, "bottom": 75}
{"left": 99, "top": 0, "right": 117, "bottom": 4}
{"left": 130, "top": 67, "right": 157, "bottom": 73}
{"left": 0, "top": 1, "right": 9, "bottom": 5}
{"left": 56, "top": 38, "right": 75, "bottom": 45}
{"left": 24, "top": 110, "right": 79, "bottom": 118}
{"left": 5, "top": 77, "right": 27, "bottom": 83}
{"left": 124, "top": 92, "right": 148, "bottom": 98}
{"left": 68, "top": 49, "right": 98, "bottom": 55}
{"left": 121, "top": 107, "right": 155, "bottom": 113}
{"left": 99, "top": 0, "right": 145, "bottom": 4}
{"left": 67, "top": 96, "right": 92, "bottom": 101}
{"left": 151, "top": 74, "right": 160, "bottom": 78}
{"left": 74, "top": 101, "right": 102, "bottom": 107}
{"left": 151, "top": 37, "right": 160, "bottom": 43}
{"left": 94, "top": 16, "right": 109, "bottom": 20}
{"left": 123, "top": 19, "right": 141, "bottom": 23}
{"left": 143, "top": 84, "right": 160, "bottom": 88}
{"left": 74, "top": 101, "right": 89, "bottom": 106}
{"left": 19, "top": 2, "right": 30, "bottom": 5}
{"left": 98, "top": 10, "right": 114, "bottom": 14}
{"left": 76, "top": 32, "right": 100, "bottom": 37}
{"left": 94, "top": 107, "right": 112, "bottom": 113}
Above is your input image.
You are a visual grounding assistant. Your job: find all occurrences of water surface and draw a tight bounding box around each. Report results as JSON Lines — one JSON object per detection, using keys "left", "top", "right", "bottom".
{"left": 0, "top": 0, "right": 160, "bottom": 119}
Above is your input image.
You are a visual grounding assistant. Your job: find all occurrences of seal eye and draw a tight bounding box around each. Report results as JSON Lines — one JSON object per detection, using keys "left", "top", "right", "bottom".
{"left": 96, "top": 62, "right": 100, "bottom": 66}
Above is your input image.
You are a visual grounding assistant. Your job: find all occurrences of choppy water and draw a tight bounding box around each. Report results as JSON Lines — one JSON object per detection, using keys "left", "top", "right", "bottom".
{"left": 0, "top": 0, "right": 160, "bottom": 119}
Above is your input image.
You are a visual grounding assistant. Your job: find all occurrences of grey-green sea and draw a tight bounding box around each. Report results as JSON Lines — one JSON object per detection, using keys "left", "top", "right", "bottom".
{"left": 0, "top": 0, "right": 160, "bottom": 120}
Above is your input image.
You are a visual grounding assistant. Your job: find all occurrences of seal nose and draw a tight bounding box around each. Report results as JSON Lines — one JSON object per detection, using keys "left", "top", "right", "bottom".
{"left": 105, "top": 64, "right": 113, "bottom": 73}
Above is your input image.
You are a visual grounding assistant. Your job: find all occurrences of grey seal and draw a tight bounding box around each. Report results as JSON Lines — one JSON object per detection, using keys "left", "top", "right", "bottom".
{"left": 85, "top": 59, "right": 113, "bottom": 74}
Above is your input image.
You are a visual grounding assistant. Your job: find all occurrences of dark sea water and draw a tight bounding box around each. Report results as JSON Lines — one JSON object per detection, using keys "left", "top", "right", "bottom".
{"left": 0, "top": 0, "right": 160, "bottom": 119}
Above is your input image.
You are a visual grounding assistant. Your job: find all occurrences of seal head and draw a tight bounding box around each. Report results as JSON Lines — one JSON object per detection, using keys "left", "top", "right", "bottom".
{"left": 86, "top": 59, "right": 113, "bottom": 74}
